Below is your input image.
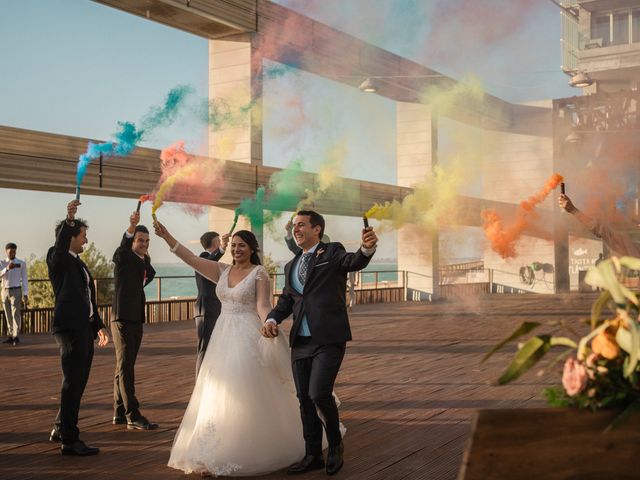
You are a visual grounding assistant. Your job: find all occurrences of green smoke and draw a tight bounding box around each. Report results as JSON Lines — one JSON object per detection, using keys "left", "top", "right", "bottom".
{"left": 237, "top": 159, "right": 308, "bottom": 227}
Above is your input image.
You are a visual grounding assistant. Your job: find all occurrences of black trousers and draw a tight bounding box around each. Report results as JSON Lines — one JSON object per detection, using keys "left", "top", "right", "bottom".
{"left": 111, "top": 321, "right": 143, "bottom": 421}
{"left": 291, "top": 337, "right": 346, "bottom": 456}
{"left": 53, "top": 325, "right": 94, "bottom": 444}
{"left": 195, "top": 314, "right": 217, "bottom": 377}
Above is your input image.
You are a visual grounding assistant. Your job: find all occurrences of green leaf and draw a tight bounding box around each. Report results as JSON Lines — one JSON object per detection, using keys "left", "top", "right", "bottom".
{"left": 618, "top": 309, "right": 640, "bottom": 377}
{"left": 481, "top": 321, "right": 541, "bottom": 363}
{"left": 585, "top": 260, "right": 629, "bottom": 305}
{"left": 543, "top": 386, "right": 571, "bottom": 407}
{"left": 591, "top": 290, "right": 612, "bottom": 330}
{"left": 604, "top": 401, "right": 640, "bottom": 433}
{"left": 497, "top": 335, "right": 551, "bottom": 385}
{"left": 539, "top": 348, "right": 573, "bottom": 378}
{"left": 619, "top": 256, "right": 640, "bottom": 272}
{"left": 619, "top": 283, "right": 638, "bottom": 306}
{"left": 616, "top": 327, "right": 634, "bottom": 354}
{"left": 549, "top": 336, "right": 578, "bottom": 349}
{"left": 584, "top": 265, "right": 606, "bottom": 289}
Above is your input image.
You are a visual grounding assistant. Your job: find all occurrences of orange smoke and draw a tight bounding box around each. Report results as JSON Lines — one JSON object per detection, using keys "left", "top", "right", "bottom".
{"left": 139, "top": 194, "right": 153, "bottom": 204}
{"left": 482, "top": 173, "right": 563, "bottom": 259}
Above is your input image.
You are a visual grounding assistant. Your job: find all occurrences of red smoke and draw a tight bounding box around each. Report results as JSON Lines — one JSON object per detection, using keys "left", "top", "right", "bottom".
{"left": 152, "top": 141, "right": 226, "bottom": 216}
{"left": 482, "top": 173, "right": 564, "bottom": 259}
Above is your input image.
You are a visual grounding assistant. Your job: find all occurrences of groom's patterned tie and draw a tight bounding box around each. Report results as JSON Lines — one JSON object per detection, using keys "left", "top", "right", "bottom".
{"left": 298, "top": 252, "right": 313, "bottom": 285}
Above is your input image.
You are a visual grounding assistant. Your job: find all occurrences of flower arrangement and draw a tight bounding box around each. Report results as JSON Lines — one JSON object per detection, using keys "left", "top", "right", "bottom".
{"left": 485, "top": 256, "right": 640, "bottom": 419}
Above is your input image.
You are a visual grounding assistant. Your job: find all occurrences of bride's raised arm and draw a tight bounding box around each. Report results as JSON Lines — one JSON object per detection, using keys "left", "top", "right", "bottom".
{"left": 255, "top": 266, "right": 273, "bottom": 323}
{"left": 153, "top": 219, "right": 226, "bottom": 283}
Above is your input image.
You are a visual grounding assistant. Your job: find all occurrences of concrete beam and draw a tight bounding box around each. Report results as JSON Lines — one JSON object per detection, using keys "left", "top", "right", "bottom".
{"left": 0, "top": 125, "right": 577, "bottom": 239}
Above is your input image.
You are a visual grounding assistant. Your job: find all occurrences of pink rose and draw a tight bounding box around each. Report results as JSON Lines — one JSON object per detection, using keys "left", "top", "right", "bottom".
{"left": 562, "top": 357, "right": 588, "bottom": 396}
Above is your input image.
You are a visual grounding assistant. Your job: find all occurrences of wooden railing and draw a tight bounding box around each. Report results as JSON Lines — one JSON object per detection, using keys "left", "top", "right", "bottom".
{"left": 0, "top": 271, "right": 406, "bottom": 336}
{"left": 2, "top": 267, "right": 555, "bottom": 335}
{"left": 0, "top": 298, "right": 197, "bottom": 336}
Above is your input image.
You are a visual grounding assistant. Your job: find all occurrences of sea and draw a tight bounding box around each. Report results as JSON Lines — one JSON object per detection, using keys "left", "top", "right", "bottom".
{"left": 145, "top": 262, "right": 398, "bottom": 300}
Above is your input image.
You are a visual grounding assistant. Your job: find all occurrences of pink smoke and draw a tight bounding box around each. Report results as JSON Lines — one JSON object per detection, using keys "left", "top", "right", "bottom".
{"left": 152, "top": 141, "right": 225, "bottom": 216}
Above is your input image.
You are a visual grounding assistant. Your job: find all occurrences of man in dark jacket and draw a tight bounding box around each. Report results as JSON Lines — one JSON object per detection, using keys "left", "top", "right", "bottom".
{"left": 263, "top": 210, "right": 377, "bottom": 476}
{"left": 47, "top": 199, "right": 109, "bottom": 456}
{"left": 194, "top": 231, "right": 228, "bottom": 376}
{"left": 111, "top": 209, "right": 156, "bottom": 430}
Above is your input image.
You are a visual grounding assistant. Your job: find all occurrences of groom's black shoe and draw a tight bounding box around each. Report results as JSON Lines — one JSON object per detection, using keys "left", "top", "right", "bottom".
{"left": 112, "top": 415, "right": 126, "bottom": 425}
{"left": 61, "top": 440, "right": 100, "bottom": 456}
{"left": 49, "top": 427, "right": 62, "bottom": 443}
{"left": 127, "top": 416, "right": 158, "bottom": 430}
{"left": 326, "top": 442, "right": 344, "bottom": 476}
{"left": 287, "top": 454, "right": 324, "bottom": 475}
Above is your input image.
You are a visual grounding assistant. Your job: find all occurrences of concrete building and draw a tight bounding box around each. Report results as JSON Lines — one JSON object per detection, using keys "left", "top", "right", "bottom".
{"left": 562, "top": 0, "right": 640, "bottom": 91}
{"left": 11, "top": 0, "right": 635, "bottom": 297}
{"left": 558, "top": 0, "right": 640, "bottom": 289}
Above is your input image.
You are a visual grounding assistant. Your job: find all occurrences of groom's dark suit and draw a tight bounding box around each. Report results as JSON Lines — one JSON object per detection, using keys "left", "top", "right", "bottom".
{"left": 47, "top": 221, "right": 104, "bottom": 444}
{"left": 268, "top": 241, "right": 373, "bottom": 456}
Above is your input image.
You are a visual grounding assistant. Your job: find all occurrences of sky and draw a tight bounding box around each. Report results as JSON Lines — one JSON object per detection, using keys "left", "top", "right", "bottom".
{"left": 0, "top": 0, "right": 577, "bottom": 265}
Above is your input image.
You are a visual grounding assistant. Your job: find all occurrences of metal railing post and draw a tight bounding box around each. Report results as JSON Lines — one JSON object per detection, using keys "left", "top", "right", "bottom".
{"left": 403, "top": 270, "right": 408, "bottom": 301}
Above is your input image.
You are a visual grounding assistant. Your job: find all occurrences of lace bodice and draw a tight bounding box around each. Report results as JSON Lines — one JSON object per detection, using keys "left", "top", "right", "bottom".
{"left": 216, "top": 264, "right": 271, "bottom": 318}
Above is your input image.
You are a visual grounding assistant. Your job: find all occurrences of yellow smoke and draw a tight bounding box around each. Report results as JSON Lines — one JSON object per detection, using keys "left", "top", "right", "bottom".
{"left": 418, "top": 76, "right": 486, "bottom": 117}
{"left": 366, "top": 75, "right": 492, "bottom": 232}
{"left": 366, "top": 159, "right": 467, "bottom": 231}
{"left": 152, "top": 163, "right": 198, "bottom": 214}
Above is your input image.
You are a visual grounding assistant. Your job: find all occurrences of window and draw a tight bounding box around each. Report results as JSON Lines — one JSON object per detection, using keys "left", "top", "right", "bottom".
{"left": 591, "top": 14, "right": 610, "bottom": 46}
{"left": 590, "top": 8, "right": 640, "bottom": 46}
{"left": 612, "top": 12, "right": 629, "bottom": 45}
{"left": 633, "top": 9, "right": 640, "bottom": 43}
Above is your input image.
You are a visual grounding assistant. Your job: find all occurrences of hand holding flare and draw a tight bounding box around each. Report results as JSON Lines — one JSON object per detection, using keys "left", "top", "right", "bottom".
{"left": 153, "top": 219, "right": 176, "bottom": 247}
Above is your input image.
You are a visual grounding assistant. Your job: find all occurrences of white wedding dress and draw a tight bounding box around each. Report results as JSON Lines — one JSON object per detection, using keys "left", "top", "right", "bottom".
{"left": 168, "top": 263, "right": 304, "bottom": 476}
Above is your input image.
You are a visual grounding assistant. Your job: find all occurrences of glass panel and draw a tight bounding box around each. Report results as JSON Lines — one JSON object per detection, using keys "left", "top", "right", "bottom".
{"left": 612, "top": 12, "right": 629, "bottom": 45}
{"left": 633, "top": 9, "right": 640, "bottom": 43}
{"left": 591, "top": 14, "right": 610, "bottom": 46}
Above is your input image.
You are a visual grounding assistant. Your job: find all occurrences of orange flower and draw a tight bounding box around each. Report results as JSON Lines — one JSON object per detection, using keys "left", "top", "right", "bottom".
{"left": 591, "top": 321, "right": 621, "bottom": 360}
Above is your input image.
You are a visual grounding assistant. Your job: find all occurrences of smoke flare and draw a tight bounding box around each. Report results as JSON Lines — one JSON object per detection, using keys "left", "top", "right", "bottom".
{"left": 482, "top": 173, "right": 564, "bottom": 259}
{"left": 76, "top": 85, "right": 194, "bottom": 188}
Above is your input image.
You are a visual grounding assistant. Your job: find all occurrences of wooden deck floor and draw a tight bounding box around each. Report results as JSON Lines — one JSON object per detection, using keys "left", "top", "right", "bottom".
{"left": 0, "top": 294, "right": 597, "bottom": 480}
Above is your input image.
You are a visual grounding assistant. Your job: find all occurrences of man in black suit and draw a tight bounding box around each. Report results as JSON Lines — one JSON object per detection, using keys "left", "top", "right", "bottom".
{"left": 262, "top": 210, "right": 377, "bottom": 476}
{"left": 47, "top": 200, "right": 109, "bottom": 456}
{"left": 194, "top": 230, "right": 228, "bottom": 376}
{"left": 111, "top": 210, "right": 157, "bottom": 430}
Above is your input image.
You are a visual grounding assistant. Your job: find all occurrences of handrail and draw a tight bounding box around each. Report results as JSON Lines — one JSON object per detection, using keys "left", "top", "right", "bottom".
{"left": 15, "top": 270, "right": 407, "bottom": 307}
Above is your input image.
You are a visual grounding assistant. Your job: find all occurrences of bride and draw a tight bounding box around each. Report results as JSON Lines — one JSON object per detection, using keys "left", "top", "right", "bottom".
{"left": 153, "top": 222, "right": 305, "bottom": 476}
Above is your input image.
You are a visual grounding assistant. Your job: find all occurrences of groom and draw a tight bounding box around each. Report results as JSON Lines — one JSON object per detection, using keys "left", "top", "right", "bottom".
{"left": 262, "top": 210, "right": 377, "bottom": 476}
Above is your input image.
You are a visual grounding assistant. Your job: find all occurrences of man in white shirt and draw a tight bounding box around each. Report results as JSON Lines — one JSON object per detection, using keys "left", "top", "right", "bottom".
{"left": 1, "top": 242, "right": 28, "bottom": 345}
